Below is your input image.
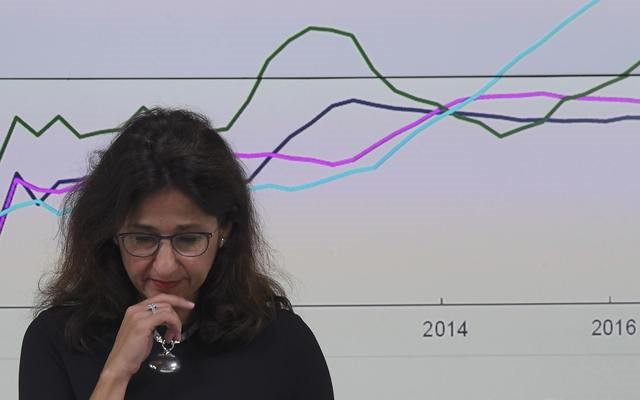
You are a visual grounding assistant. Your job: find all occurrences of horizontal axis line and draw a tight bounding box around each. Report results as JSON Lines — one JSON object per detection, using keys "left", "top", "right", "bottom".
{"left": 294, "top": 301, "right": 640, "bottom": 308}
{"left": 3, "top": 300, "right": 639, "bottom": 310}
{"left": 326, "top": 352, "right": 640, "bottom": 359}
{"left": 0, "top": 74, "right": 638, "bottom": 81}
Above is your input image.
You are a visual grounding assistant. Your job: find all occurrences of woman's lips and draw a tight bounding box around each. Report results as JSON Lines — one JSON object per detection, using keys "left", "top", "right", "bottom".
{"left": 150, "top": 279, "right": 180, "bottom": 290}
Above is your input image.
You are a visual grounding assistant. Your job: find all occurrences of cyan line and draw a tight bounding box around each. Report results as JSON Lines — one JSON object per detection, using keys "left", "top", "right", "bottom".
{"left": 0, "top": 199, "right": 65, "bottom": 218}
{"left": 0, "top": 0, "right": 601, "bottom": 217}
{"left": 250, "top": 0, "right": 600, "bottom": 192}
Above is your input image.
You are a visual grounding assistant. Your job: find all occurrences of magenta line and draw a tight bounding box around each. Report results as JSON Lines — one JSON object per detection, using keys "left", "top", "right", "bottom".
{"left": 234, "top": 91, "right": 640, "bottom": 167}
{"left": 14, "top": 177, "right": 81, "bottom": 194}
{"left": 0, "top": 179, "right": 19, "bottom": 233}
{"left": 0, "top": 175, "right": 82, "bottom": 232}
{"left": 4, "top": 91, "right": 639, "bottom": 208}
{"left": 1, "top": 177, "right": 79, "bottom": 220}
{"left": 2, "top": 181, "right": 17, "bottom": 210}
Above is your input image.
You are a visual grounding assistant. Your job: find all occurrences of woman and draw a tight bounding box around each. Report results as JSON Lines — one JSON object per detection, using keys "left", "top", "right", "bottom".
{"left": 19, "top": 108, "right": 334, "bottom": 399}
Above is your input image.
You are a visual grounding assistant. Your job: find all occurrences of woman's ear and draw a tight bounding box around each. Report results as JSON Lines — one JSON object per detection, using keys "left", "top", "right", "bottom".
{"left": 219, "top": 223, "right": 232, "bottom": 248}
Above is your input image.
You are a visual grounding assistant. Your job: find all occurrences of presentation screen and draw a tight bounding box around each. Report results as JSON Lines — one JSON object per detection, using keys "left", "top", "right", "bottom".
{"left": 1, "top": 1, "right": 639, "bottom": 398}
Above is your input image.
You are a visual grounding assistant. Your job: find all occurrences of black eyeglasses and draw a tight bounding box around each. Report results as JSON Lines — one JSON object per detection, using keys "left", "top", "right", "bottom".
{"left": 116, "top": 232, "right": 214, "bottom": 257}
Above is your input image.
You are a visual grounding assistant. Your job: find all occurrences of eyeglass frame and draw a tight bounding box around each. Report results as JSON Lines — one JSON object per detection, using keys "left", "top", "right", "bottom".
{"left": 115, "top": 231, "right": 215, "bottom": 258}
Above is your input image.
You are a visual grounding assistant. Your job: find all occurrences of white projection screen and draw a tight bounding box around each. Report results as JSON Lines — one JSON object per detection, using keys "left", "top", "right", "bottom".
{"left": 1, "top": 1, "right": 639, "bottom": 398}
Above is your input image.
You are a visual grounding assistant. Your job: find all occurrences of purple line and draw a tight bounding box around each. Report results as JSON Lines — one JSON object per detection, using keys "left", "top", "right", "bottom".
{"left": 234, "top": 91, "right": 640, "bottom": 167}
{"left": 0, "top": 175, "right": 81, "bottom": 233}
{"left": 3, "top": 176, "right": 79, "bottom": 211}
{"left": 1, "top": 181, "right": 17, "bottom": 210}
{"left": 14, "top": 177, "right": 82, "bottom": 194}
{"left": 1, "top": 89, "right": 638, "bottom": 233}
{"left": 1, "top": 178, "right": 21, "bottom": 233}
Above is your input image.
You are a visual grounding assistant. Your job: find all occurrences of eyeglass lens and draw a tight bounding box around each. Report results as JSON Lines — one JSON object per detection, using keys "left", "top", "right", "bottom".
{"left": 121, "top": 233, "right": 210, "bottom": 256}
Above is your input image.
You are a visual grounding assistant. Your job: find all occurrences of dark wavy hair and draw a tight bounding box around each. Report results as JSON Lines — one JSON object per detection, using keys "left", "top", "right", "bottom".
{"left": 38, "top": 107, "right": 290, "bottom": 351}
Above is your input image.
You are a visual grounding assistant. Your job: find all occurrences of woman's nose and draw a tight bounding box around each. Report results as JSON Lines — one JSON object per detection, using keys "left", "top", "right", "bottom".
{"left": 151, "top": 239, "right": 179, "bottom": 275}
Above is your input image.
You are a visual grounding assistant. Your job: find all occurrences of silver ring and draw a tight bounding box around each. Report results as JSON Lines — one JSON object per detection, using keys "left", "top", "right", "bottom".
{"left": 146, "top": 303, "right": 157, "bottom": 314}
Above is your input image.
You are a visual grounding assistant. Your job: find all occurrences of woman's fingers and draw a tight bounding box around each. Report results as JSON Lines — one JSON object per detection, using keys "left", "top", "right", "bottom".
{"left": 137, "top": 295, "right": 195, "bottom": 341}
{"left": 102, "top": 295, "right": 196, "bottom": 379}
{"left": 143, "top": 293, "right": 195, "bottom": 311}
{"left": 139, "top": 304, "right": 183, "bottom": 341}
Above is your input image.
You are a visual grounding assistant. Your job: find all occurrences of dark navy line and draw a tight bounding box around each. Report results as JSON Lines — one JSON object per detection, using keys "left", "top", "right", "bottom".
{"left": 9, "top": 171, "right": 82, "bottom": 205}
{"left": 247, "top": 97, "right": 640, "bottom": 181}
{"left": 5, "top": 100, "right": 638, "bottom": 201}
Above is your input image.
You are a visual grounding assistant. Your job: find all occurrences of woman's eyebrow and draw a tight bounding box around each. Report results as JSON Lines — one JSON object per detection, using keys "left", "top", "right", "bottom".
{"left": 175, "top": 223, "right": 213, "bottom": 231}
{"left": 124, "top": 223, "right": 158, "bottom": 232}
{"left": 124, "top": 223, "right": 213, "bottom": 232}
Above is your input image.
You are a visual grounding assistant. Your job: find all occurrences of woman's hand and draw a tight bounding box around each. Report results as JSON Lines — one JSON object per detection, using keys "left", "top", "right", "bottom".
{"left": 90, "top": 294, "right": 194, "bottom": 399}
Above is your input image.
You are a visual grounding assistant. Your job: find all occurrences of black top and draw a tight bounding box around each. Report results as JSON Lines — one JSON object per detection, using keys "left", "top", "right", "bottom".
{"left": 19, "top": 307, "right": 333, "bottom": 399}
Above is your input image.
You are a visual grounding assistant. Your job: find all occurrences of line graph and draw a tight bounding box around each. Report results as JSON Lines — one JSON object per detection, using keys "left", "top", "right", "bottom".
{"left": 250, "top": 0, "right": 604, "bottom": 191}
{"left": 0, "top": 0, "right": 623, "bottom": 238}
{"left": 4, "top": 83, "right": 638, "bottom": 226}
{"left": 236, "top": 88, "right": 640, "bottom": 167}
{"left": 3, "top": 72, "right": 636, "bottom": 171}
{"left": 3, "top": 1, "right": 640, "bottom": 399}
{"left": 2, "top": 12, "right": 626, "bottom": 166}
{"left": 3, "top": 55, "right": 638, "bottom": 230}
{"left": 0, "top": 172, "right": 79, "bottom": 232}
{"left": 246, "top": 96, "right": 640, "bottom": 181}
{"left": 2, "top": 58, "right": 635, "bottom": 213}
{"left": 0, "top": 87, "right": 640, "bottom": 234}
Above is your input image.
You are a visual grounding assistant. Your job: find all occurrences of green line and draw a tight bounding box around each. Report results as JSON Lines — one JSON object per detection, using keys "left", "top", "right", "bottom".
{"left": 215, "top": 26, "right": 637, "bottom": 137}
{"left": 220, "top": 26, "right": 495, "bottom": 133}
{"left": 0, "top": 106, "right": 148, "bottom": 162}
{"left": 499, "top": 59, "right": 640, "bottom": 138}
{"left": 0, "top": 25, "right": 637, "bottom": 165}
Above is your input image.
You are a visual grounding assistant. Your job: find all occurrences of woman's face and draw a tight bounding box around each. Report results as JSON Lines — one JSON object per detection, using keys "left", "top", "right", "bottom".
{"left": 116, "top": 187, "right": 228, "bottom": 303}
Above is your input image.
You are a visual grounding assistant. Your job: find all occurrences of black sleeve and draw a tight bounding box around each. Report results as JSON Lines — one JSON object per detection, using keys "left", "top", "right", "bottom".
{"left": 288, "top": 314, "right": 334, "bottom": 400}
{"left": 19, "top": 311, "right": 76, "bottom": 400}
